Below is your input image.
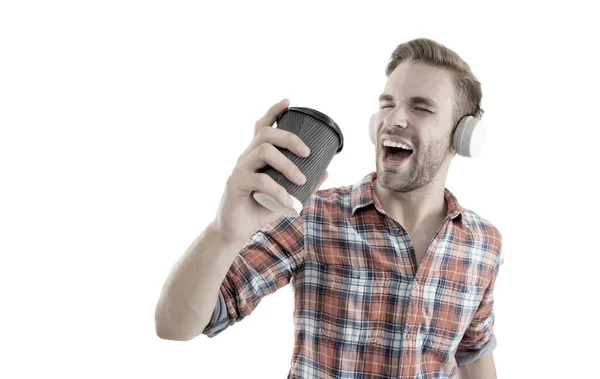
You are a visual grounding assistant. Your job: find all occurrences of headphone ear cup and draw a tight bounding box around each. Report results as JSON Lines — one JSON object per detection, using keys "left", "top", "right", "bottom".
{"left": 369, "top": 112, "right": 378, "bottom": 145}
{"left": 453, "top": 116, "right": 486, "bottom": 157}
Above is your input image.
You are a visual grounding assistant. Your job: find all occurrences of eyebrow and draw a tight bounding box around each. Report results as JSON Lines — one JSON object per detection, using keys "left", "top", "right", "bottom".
{"left": 378, "top": 93, "right": 438, "bottom": 109}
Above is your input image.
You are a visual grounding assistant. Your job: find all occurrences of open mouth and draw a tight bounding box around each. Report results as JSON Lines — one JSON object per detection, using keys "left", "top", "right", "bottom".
{"left": 382, "top": 145, "right": 413, "bottom": 162}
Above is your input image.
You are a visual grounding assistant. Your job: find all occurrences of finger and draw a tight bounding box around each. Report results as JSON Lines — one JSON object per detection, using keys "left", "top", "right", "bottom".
{"left": 240, "top": 143, "right": 307, "bottom": 186}
{"left": 228, "top": 170, "right": 292, "bottom": 208}
{"left": 313, "top": 171, "right": 328, "bottom": 193}
{"left": 253, "top": 98, "right": 290, "bottom": 136}
{"left": 238, "top": 126, "right": 310, "bottom": 164}
{"left": 248, "top": 172, "right": 293, "bottom": 208}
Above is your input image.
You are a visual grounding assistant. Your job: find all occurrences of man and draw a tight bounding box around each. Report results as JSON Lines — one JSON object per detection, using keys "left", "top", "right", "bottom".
{"left": 155, "top": 38, "right": 503, "bottom": 379}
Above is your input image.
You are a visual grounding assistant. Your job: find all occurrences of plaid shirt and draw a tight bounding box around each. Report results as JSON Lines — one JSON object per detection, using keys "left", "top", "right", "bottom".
{"left": 203, "top": 171, "right": 503, "bottom": 378}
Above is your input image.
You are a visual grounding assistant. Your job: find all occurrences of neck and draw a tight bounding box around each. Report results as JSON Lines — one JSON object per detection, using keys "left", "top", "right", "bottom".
{"left": 373, "top": 168, "right": 449, "bottom": 231}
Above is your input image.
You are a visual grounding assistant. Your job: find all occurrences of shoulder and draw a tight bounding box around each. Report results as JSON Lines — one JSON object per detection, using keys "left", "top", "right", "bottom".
{"left": 460, "top": 207, "right": 504, "bottom": 266}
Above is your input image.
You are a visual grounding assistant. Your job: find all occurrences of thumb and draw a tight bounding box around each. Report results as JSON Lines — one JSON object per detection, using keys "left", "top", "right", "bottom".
{"left": 253, "top": 98, "right": 290, "bottom": 136}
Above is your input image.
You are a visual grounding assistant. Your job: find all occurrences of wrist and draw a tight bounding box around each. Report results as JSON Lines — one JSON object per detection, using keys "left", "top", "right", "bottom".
{"left": 206, "top": 220, "right": 250, "bottom": 249}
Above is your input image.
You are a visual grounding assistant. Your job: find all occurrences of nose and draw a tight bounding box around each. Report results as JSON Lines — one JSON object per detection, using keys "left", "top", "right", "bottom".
{"left": 382, "top": 107, "right": 408, "bottom": 129}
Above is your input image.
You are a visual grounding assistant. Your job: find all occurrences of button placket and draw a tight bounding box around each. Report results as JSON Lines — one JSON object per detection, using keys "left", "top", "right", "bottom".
{"left": 404, "top": 280, "right": 424, "bottom": 347}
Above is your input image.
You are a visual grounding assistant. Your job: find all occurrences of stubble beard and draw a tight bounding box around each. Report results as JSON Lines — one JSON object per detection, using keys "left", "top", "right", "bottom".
{"left": 376, "top": 138, "right": 452, "bottom": 193}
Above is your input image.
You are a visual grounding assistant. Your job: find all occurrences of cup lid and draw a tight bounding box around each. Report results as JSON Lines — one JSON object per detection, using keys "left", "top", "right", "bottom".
{"left": 278, "top": 107, "right": 344, "bottom": 153}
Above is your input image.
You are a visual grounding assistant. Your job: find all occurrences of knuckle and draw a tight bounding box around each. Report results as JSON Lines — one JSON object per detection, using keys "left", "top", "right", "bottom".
{"left": 231, "top": 165, "right": 246, "bottom": 182}
{"left": 257, "top": 126, "right": 272, "bottom": 141}
{"left": 290, "top": 162, "right": 300, "bottom": 175}
{"left": 293, "top": 133, "right": 303, "bottom": 145}
{"left": 258, "top": 142, "right": 272, "bottom": 157}
{"left": 255, "top": 123, "right": 270, "bottom": 135}
{"left": 225, "top": 173, "right": 237, "bottom": 188}
{"left": 256, "top": 173, "right": 270, "bottom": 187}
{"left": 257, "top": 126, "right": 269, "bottom": 138}
{"left": 233, "top": 154, "right": 245, "bottom": 169}
{"left": 281, "top": 130, "right": 296, "bottom": 145}
{"left": 290, "top": 166, "right": 304, "bottom": 176}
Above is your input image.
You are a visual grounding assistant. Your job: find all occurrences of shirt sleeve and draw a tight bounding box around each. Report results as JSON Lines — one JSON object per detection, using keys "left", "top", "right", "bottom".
{"left": 455, "top": 242, "right": 503, "bottom": 366}
{"left": 202, "top": 214, "right": 305, "bottom": 338}
{"left": 202, "top": 290, "right": 229, "bottom": 336}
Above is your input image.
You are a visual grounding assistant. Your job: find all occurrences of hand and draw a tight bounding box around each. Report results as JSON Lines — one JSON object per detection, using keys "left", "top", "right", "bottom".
{"left": 211, "top": 98, "right": 328, "bottom": 244}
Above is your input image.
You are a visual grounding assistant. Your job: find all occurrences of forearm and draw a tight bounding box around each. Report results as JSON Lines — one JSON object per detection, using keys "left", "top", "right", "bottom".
{"left": 458, "top": 352, "right": 497, "bottom": 379}
{"left": 154, "top": 222, "right": 247, "bottom": 341}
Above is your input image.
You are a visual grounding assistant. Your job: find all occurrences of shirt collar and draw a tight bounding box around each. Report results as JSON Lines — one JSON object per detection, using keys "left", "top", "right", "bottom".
{"left": 350, "top": 171, "right": 464, "bottom": 222}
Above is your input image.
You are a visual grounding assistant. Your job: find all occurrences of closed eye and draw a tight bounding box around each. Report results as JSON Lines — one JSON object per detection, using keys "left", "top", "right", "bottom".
{"left": 380, "top": 105, "right": 432, "bottom": 113}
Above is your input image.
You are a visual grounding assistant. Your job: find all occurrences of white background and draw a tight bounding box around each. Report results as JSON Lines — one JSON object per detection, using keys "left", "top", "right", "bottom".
{"left": 1, "top": 1, "right": 598, "bottom": 378}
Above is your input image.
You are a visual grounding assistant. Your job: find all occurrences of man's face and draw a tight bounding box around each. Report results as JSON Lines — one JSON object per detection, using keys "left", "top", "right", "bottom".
{"left": 375, "top": 61, "right": 457, "bottom": 193}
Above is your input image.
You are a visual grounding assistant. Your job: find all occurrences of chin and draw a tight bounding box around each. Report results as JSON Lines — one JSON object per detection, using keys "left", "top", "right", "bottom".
{"left": 376, "top": 169, "right": 406, "bottom": 190}
{"left": 376, "top": 161, "right": 425, "bottom": 192}
{"left": 384, "top": 179, "right": 410, "bottom": 192}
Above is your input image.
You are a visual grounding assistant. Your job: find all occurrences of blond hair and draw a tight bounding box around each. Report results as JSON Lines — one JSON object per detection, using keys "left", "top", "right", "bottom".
{"left": 385, "top": 38, "right": 484, "bottom": 128}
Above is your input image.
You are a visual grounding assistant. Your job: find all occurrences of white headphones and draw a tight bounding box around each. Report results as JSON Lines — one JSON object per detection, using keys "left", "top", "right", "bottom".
{"left": 369, "top": 112, "right": 487, "bottom": 158}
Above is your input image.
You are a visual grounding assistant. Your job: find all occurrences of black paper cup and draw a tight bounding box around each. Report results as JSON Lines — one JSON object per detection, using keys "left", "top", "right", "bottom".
{"left": 252, "top": 106, "right": 344, "bottom": 217}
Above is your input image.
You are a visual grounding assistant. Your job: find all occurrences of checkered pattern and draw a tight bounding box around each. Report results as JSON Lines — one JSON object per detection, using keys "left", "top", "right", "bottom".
{"left": 205, "top": 172, "right": 503, "bottom": 378}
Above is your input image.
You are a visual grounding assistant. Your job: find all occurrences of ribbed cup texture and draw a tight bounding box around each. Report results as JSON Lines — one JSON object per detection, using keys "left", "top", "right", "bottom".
{"left": 259, "top": 109, "right": 342, "bottom": 205}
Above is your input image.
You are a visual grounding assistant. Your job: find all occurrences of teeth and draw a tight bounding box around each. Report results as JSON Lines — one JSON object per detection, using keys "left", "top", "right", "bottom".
{"left": 382, "top": 139, "right": 412, "bottom": 150}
